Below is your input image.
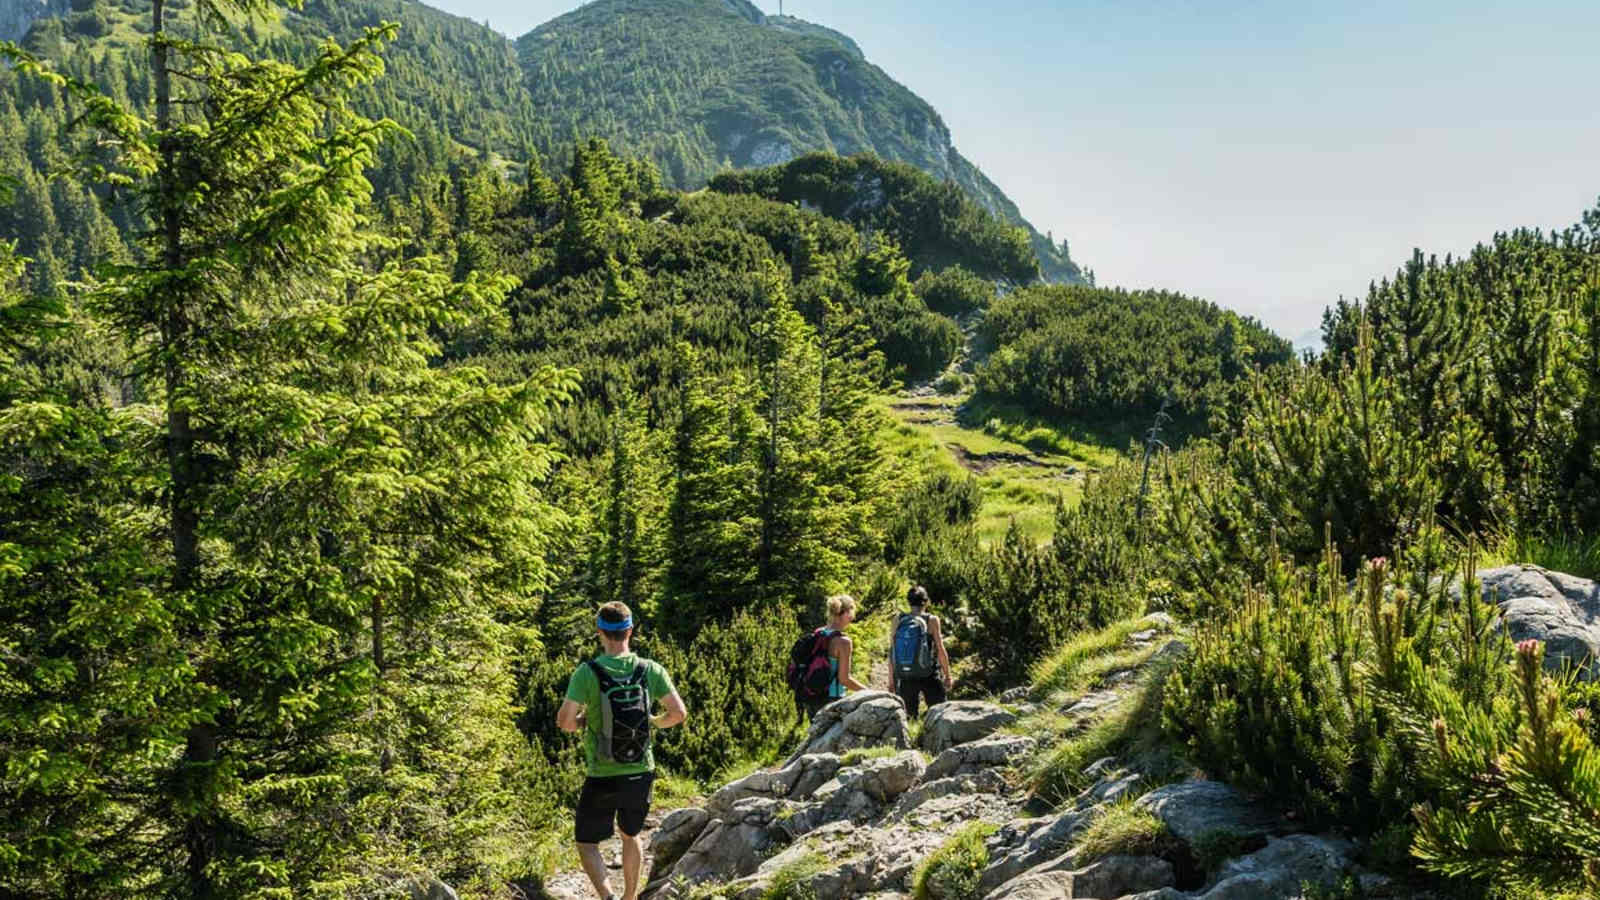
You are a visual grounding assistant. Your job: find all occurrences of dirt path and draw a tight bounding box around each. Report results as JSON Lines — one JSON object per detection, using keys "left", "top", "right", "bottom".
{"left": 531, "top": 808, "right": 664, "bottom": 900}
{"left": 946, "top": 442, "right": 1078, "bottom": 476}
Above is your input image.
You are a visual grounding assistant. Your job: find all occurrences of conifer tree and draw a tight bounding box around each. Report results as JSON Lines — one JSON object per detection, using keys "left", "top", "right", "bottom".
{"left": 752, "top": 262, "right": 846, "bottom": 605}
{"left": 6, "top": 3, "right": 574, "bottom": 894}
{"left": 662, "top": 343, "right": 760, "bottom": 631}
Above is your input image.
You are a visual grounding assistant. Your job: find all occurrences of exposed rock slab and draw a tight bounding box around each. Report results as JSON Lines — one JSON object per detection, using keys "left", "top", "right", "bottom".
{"left": 1477, "top": 565, "right": 1600, "bottom": 678}
{"left": 924, "top": 733, "right": 1036, "bottom": 780}
{"left": 647, "top": 806, "right": 709, "bottom": 876}
{"left": 706, "top": 753, "right": 841, "bottom": 817}
{"left": 921, "top": 701, "right": 1018, "bottom": 753}
{"left": 1134, "top": 780, "right": 1281, "bottom": 847}
{"left": 787, "top": 691, "right": 911, "bottom": 762}
{"left": 1199, "top": 834, "right": 1355, "bottom": 898}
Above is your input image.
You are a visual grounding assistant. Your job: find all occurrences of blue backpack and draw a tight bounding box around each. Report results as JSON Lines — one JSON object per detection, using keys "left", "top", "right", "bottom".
{"left": 893, "top": 613, "right": 936, "bottom": 680}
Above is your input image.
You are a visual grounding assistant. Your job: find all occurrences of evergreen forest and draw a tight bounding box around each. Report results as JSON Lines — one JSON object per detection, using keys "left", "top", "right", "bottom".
{"left": 2, "top": 2, "right": 1599, "bottom": 899}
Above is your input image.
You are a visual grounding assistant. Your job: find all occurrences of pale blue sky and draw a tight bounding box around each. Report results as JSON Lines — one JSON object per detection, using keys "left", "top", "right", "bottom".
{"left": 431, "top": 0, "right": 1599, "bottom": 337}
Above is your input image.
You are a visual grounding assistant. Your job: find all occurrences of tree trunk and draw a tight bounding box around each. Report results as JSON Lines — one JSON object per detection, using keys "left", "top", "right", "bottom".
{"left": 153, "top": 1, "right": 216, "bottom": 894}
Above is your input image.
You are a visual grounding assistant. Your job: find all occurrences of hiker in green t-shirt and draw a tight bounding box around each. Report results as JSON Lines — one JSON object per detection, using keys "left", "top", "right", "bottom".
{"left": 557, "top": 602, "right": 687, "bottom": 900}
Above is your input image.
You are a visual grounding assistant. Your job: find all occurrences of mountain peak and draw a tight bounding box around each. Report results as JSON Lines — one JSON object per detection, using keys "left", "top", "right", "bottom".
{"left": 0, "top": 0, "right": 69, "bottom": 43}
{"left": 518, "top": 0, "right": 1083, "bottom": 281}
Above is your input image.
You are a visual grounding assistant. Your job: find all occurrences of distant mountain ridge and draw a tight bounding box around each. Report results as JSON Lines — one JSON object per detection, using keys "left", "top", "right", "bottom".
{"left": 516, "top": 0, "right": 1084, "bottom": 282}
{"left": 0, "top": 0, "right": 68, "bottom": 43}
{"left": 4, "top": 0, "right": 1083, "bottom": 282}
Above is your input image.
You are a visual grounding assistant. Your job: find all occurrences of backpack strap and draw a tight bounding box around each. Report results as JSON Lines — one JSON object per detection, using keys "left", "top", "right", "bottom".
{"left": 587, "top": 658, "right": 619, "bottom": 691}
{"left": 627, "top": 661, "right": 648, "bottom": 688}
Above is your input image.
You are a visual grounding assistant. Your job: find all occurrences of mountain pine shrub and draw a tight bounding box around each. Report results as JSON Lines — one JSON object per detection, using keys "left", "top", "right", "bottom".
{"left": 652, "top": 605, "right": 802, "bottom": 782}
{"left": 1411, "top": 639, "right": 1600, "bottom": 896}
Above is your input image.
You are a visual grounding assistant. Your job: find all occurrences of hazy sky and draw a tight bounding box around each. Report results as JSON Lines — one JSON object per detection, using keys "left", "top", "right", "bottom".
{"left": 429, "top": 0, "right": 1599, "bottom": 338}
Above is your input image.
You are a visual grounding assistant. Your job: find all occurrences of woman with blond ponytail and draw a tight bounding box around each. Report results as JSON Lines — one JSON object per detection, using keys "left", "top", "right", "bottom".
{"left": 799, "top": 595, "right": 868, "bottom": 721}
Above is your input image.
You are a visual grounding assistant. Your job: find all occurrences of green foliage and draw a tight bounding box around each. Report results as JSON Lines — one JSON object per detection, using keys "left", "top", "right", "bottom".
{"left": 2, "top": 6, "right": 573, "bottom": 896}
{"left": 970, "top": 521, "right": 1081, "bottom": 684}
{"left": 1320, "top": 230, "right": 1600, "bottom": 535}
{"left": 652, "top": 606, "right": 802, "bottom": 782}
{"left": 975, "top": 283, "right": 1292, "bottom": 433}
{"left": 968, "top": 461, "right": 1150, "bottom": 685}
{"left": 912, "top": 822, "right": 997, "bottom": 900}
{"left": 916, "top": 265, "right": 996, "bottom": 317}
{"left": 715, "top": 154, "right": 1047, "bottom": 284}
{"left": 1072, "top": 799, "right": 1181, "bottom": 863}
{"left": 1412, "top": 640, "right": 1600, "bottom": 896}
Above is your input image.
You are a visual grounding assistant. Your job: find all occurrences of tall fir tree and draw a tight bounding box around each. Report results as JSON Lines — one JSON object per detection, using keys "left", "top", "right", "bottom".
{"left": 5, "top": 3, "right": 575, "bottom": 895}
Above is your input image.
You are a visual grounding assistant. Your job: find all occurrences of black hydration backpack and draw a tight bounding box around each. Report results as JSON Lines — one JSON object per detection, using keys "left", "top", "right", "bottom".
{"left": 892, "top": 613, "right": 937, "bottom": 680}
{"left": 587, "top": 659, "right": 652, "bottom": 765}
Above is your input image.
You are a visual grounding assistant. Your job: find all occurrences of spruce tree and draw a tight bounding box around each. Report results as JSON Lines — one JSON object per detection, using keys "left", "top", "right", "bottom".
{"left": 6, "top": 4, "right": 574, "bottom": 895}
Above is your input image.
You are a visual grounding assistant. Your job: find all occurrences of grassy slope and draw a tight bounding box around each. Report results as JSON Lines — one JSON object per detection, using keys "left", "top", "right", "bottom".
{"left": 879, "top": 391, "right": 1124, "bottom": 545}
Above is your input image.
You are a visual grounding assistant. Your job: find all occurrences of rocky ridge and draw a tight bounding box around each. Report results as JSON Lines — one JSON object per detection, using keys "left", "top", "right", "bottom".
{"left": 540, "top": 617, "right": 1410, "bottom": 900}
{"left": 0, "top": 0, "right": 68, "bottom": 44}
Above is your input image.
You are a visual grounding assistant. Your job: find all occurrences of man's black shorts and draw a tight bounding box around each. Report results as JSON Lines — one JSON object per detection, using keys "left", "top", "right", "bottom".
{"left": 575, "top": 772, "right": 655, "bottom": 844}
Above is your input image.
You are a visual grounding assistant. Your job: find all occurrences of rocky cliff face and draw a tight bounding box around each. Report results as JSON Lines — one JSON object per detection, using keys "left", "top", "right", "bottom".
{"left": 0, "top": 0, "right": 69, "bottom": 44}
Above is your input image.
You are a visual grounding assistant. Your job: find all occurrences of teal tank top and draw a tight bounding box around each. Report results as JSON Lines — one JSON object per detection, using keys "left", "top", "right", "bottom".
{"left": 823, "top": 628, "right": 845, "bottom": 698}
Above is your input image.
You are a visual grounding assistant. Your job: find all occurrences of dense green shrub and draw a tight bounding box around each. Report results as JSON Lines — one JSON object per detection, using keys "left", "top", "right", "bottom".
{"left": 653, "top": 606, "right": 803, "bottom": 781}
{"left": 969, "top": 522, "right": 1081, "bottom": 685}
{"left": 1412, "top": 640, "right": 1600, "bottom": 896}
{"left": 881, "top": 310, "right": 964, "bottom": 383}
{"left": 712, "top": 154, "right": 1045, "bottom": 283}
{"left": 915, "top": 265, "right": 995, "bottom": 317}
{"left": 885, "top": 472, "right": 982, "bottom": 564}
{"left": 1158, "top": 537, "right": 1600, "bottom": 892}
{"left": 1321, "top": 228, "right": 1600, "bottom": 535}
{"left": 1051, "top": 461, "right": 1152, "bottom": 627}
{"left": 974, "top": 283, "right": 1291, "bottom": 432}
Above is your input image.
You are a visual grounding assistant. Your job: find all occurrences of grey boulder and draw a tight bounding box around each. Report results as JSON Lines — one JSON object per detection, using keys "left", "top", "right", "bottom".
{"left": 1478, "top": 565, "right": 1600, "bottom": 679}
{"left": 921, "top": 701, "right": 1018, "bottom": 753}
{"left": 787, "top": 691, "right": 911, "bottom": 762}
{"left": 1134, "top": 780, "right": 1281, "bottom": 847}
{"left": 924, "top": 733, "right": 1036, "bottom": 780}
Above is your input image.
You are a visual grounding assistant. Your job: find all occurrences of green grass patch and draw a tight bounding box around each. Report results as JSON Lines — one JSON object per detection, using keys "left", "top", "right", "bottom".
{"left": 759, "top": 850, "right": 831, "bottom": 900}
{"left": 1028, "top": 615, "right": 1175, "bottom": 701}
{"left": 1025, "top": 653, "right": 1185, "bottom": 807}
{"left": 1072, "top": 798, "right": 1179, "bottom": 863}
{"left": 653, "top": 769, "right": 704, "bottom": 809}
{"left": 708, "top": 756, "right": 771, "bottom": 792}
{"left": 958, "top": 399, "right": 1130, "bottom": 467}
{"left": 1482, "top": 532, "right": 1600, "bottom": 580}
{"left": 912, "top": 822, "right": 998, "bottom": 900}
{"left": 877, "top": 394, "right": 1112, "bottom": 547}
{"left": 840, "top": 745, "right": 907, "bottom": 767}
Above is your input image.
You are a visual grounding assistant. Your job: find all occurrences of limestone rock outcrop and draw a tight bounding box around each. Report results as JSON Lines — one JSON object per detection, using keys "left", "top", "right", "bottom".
{"left": 1477, "top": 565, "right": 1600, "bottom": 678}
{"left": 786, "top": 691, "right": 911, "bottom": 761}
{"left": 920, "top": 701, "right": 1018, "bottom": 754}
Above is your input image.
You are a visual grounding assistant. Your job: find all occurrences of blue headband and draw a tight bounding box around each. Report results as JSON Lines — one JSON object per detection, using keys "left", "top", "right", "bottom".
{"left": 598, "top": 615, "right": 633, "bottom": 633}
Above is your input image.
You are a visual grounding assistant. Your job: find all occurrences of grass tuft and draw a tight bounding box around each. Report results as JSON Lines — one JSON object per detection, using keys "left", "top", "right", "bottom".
{"left": 758, "top": 850, "right": 831, "bottom": 900}
{"left": 1028, "top": 615, "right": 1175, "bottom": 700}
{"left": 840, "top": 745, "right": 907, "bottom": 767}
{"left": 1025, "top": 649, "right": 1185, "bottom": 807}
{"left": 1072, "top": 798, "right": 1180, "bottom": 863}
{"left": 912, "top": 822, "right": 998, "bottom": 900}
